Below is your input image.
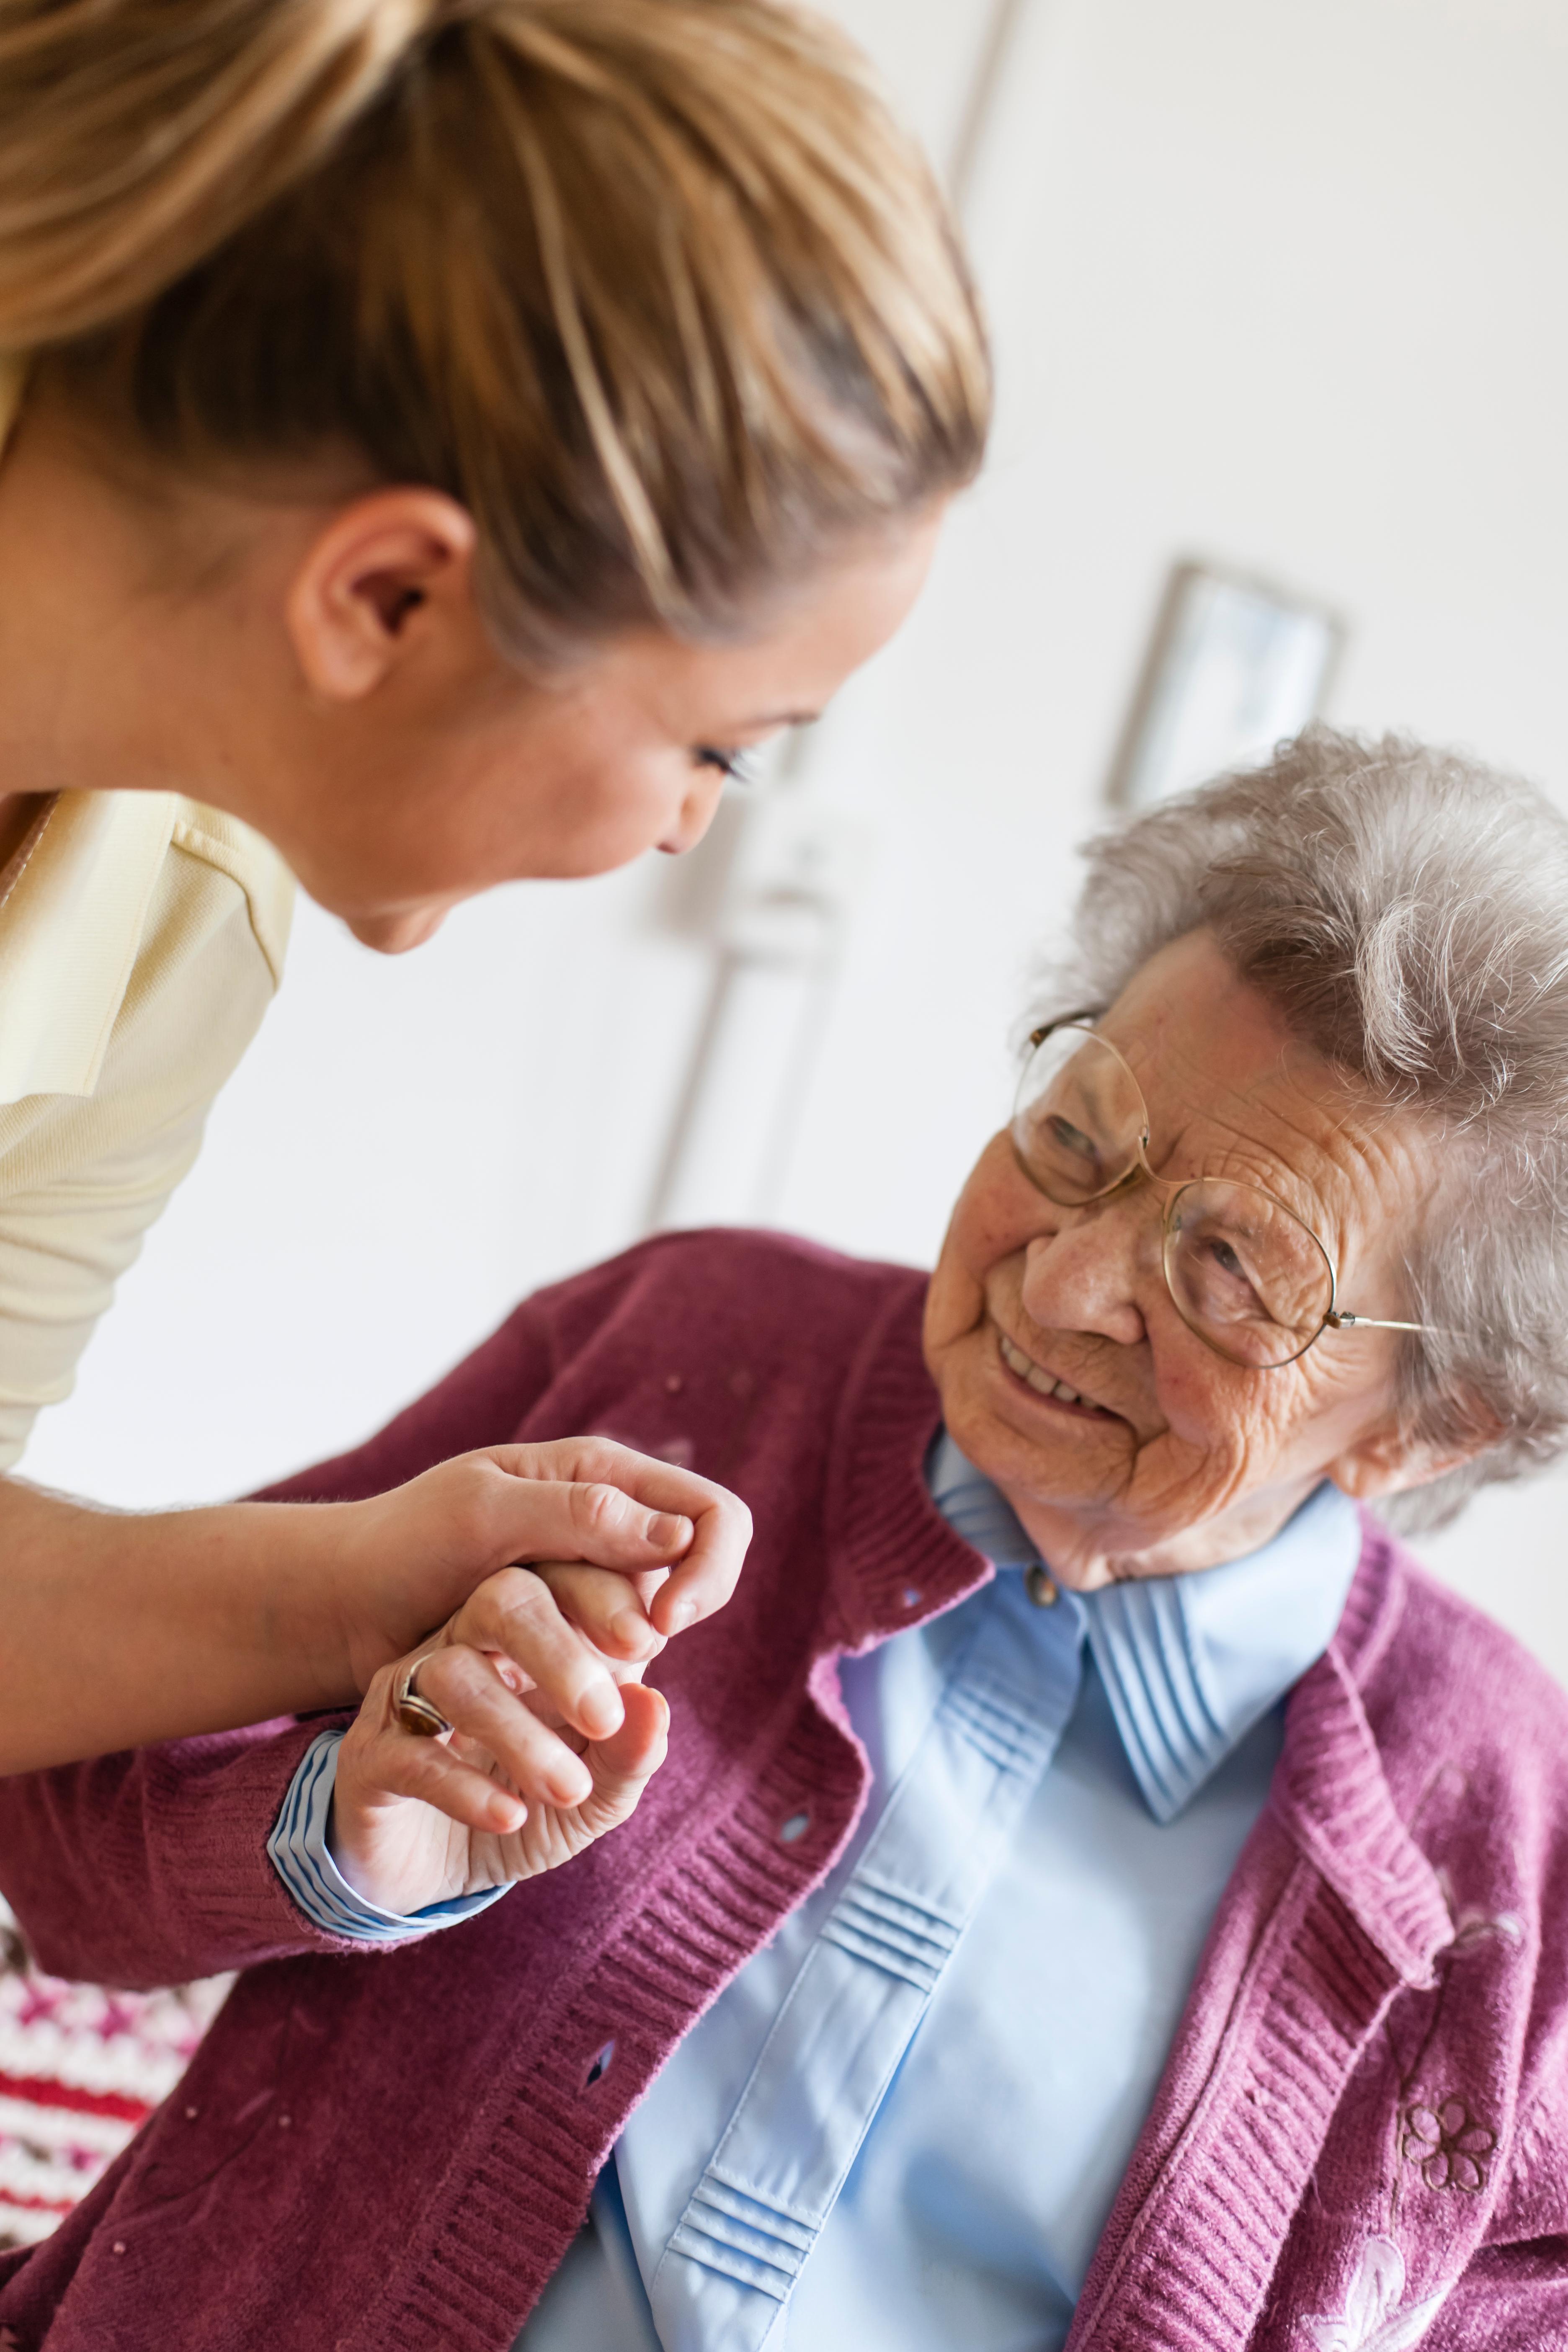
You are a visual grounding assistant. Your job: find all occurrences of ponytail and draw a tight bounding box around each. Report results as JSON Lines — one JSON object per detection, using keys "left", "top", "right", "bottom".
{"left": 1, "top": 0, "right": 990, "bottom": 658}
{"left": 0, "top": 0, "right": 430, "bottom": 346}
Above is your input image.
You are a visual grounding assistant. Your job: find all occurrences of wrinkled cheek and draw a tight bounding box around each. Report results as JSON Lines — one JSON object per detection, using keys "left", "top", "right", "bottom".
{"left": 927, "top": 1206, "right": 998, "bottom": 1345}
{"left": 923, "top": 1256, "right": 982, "bottom": 1362}
{"left": 1130, "top": 1432, "right": 1250, "bottom": 1524}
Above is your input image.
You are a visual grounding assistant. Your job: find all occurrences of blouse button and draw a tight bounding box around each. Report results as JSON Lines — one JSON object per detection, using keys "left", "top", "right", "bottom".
{"left": 1026, "top": 1564, "right": 1060, "bottom": 1609}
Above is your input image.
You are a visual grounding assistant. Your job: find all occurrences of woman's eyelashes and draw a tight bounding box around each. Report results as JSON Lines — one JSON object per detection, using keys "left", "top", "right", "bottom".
{"left": 692, "top": 744, "right": 760, "bottom": 789}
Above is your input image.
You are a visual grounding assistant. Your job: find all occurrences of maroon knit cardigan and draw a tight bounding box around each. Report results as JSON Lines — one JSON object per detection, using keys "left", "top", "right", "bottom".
{"left": 0, "top": 1231, "right": 1565, "bottom": 2352}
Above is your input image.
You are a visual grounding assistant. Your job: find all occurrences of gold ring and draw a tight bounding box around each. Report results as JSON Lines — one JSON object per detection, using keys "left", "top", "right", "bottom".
{"left": 392, "top": 1649, "right": 452, "bottom": 1738}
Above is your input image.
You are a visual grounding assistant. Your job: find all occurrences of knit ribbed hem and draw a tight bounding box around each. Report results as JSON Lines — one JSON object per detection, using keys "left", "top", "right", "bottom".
{"left": 1068, "top": 1850, "right": 1413, "bottom": 2351}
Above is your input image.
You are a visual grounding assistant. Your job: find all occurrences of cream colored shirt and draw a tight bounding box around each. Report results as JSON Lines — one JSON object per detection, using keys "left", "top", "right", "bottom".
{"left": 0, "top": 363, "right": 295, "bottom": 1471}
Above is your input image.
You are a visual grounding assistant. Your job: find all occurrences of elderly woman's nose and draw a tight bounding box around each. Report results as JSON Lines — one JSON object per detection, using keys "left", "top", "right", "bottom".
{"left": 1020, "top": 1208, "right": 1149, "bottom": 1347}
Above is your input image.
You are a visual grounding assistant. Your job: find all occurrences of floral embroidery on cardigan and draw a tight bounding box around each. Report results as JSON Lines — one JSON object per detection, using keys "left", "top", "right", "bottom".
{"left": 1401, "top": 2096, "right": 1495, "bottom": 2192}
{"left": 1301, "top": 2235, "right": 1450, "bottom": 2352}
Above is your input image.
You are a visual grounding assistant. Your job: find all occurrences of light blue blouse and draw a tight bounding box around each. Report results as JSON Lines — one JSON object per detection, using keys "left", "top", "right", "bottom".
{"left": 270, "top": 1447, "right": 1360, "bottom": 2352}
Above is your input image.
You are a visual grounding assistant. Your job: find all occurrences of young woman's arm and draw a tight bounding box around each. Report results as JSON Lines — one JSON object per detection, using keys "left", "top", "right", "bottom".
{"left": 0, "top": 1437, "right": 750, "bottom": 1775}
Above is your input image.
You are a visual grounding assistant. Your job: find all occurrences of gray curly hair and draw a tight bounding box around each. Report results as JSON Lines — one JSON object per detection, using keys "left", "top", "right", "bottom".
{"left": 1036, "top": 725, "right": 1568, "bottom": 1533}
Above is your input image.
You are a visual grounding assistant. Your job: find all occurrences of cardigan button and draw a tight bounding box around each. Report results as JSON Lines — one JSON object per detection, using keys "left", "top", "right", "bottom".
{"left": 1026, "top": 1564, "right": 1060, "bottom": 1609}
{"left": 779, "top": 1811, "right": 810, "bottom": 1844}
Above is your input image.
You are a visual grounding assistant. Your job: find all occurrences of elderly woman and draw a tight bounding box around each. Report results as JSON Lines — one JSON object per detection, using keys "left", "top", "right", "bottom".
{"left": 2, "top": 727, "right": 1566, "bottom": 2352}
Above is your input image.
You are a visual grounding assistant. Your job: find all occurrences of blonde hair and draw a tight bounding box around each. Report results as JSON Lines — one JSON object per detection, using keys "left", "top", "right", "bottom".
{"left": 0, "top": 0, "right": 989, "bottom": 658}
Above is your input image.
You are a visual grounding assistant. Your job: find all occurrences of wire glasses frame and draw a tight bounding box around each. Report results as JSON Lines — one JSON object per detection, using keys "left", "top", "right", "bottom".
{"left": 1011, "top": 1018, "right": 1436, "bottom": 1371}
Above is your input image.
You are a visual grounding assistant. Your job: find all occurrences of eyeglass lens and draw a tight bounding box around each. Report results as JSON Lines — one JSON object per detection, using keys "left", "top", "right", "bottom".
{"left": 1011, "top": 1026, "right": 1334, "bottom": 1369}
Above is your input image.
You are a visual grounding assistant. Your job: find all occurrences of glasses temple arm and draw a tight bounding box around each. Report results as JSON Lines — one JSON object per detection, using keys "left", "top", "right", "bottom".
{"left": 1325, "top": 1311, "right": 1439, "bottom": 1335}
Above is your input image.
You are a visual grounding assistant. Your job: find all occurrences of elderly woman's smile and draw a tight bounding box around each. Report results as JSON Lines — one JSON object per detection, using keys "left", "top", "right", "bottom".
{"left": 925, "top": 928, "right": 1447, "bottom": 1590}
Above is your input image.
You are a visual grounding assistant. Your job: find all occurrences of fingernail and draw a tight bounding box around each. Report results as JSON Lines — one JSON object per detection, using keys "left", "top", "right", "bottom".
{"left": 610, "top": 1609, "right": 655, "bottom": 1657}
{"left": 551, "top": 1763, "right": 593, "bottom": 1807}
{"left": 581, "top": 1683, "right": 625, "bottom": 1741}
{"left": 490, "top": 1793, "right": 526, "bottom": 1830}
{"left": 664, "top": 1597, "right": 697, "bottom": 1635}
{"left": 648, "top": 1512, "right": 694, "bottom": 1552}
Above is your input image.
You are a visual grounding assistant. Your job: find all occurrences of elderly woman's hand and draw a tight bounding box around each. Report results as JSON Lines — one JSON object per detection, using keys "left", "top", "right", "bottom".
{"left": 327, "top": 1555, "right": 676, "bottom": 1915}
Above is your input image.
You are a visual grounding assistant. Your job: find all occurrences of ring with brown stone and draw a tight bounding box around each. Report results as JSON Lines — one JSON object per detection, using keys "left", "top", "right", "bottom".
{"left": 392, "top": 1650, "right": 453, "bottom": 1738}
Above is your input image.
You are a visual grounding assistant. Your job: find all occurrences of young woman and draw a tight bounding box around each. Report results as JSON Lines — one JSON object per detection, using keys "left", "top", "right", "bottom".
{"left": 0, "top": 0, "right": 990, "bottom": 1783}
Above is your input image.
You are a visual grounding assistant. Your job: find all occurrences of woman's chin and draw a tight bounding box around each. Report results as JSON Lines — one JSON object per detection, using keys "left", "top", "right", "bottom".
{"left": 937, "top": 1346, "right": 1126, "bottom": 1516}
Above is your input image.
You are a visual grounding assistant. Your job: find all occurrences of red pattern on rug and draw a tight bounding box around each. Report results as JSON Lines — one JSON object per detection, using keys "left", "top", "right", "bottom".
{"left": 0, "top": 1902, "right": 228, "bottom": 2248}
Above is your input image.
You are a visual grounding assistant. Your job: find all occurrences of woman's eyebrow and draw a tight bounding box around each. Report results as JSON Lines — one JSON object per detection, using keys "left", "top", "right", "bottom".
{"left": 730, "top": 707, "right": 820, "bottom": 733}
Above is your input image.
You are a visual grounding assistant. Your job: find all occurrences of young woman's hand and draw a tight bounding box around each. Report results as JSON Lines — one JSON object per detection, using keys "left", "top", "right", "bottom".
{"left": 326, "top": 1552, "right": 679, "bottom": 1915}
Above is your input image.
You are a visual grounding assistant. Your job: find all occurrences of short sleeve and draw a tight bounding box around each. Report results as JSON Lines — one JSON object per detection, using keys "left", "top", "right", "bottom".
{"left": 0, "top": 828, "right": 290, "bottom": 1470}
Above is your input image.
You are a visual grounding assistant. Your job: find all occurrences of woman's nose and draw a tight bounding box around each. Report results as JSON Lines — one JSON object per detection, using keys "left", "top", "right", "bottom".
{"left": 1020, "top": 1196, "right": 1151, "bottom": 1348}
{"left": 657, "top": 770, "right": 727, "bottom": 856}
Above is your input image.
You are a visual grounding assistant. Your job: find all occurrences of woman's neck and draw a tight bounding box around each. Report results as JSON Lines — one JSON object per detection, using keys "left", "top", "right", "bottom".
{"left": 0, "top": 375, "right": 333, "bottom": 829}
{"left": 0, "top": 391, "right": 185, "bottom": 807}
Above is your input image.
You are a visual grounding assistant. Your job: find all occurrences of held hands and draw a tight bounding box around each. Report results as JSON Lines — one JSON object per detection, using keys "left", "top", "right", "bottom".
{"left": 331, "top": 1436, "right": 751, "bottom": 1692}
{"left": 325, "top": 1442, "right": 749, "bottom": 1915}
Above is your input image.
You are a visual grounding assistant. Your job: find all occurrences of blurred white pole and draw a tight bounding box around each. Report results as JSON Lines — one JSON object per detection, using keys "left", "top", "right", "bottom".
{"left": 947, "top": 0, "right": 1034, "bottom": 221}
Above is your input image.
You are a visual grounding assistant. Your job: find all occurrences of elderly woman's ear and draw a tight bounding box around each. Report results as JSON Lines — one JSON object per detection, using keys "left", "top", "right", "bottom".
{"left": 1322, "top": 1405, "right": 1501, "bottom": 1507}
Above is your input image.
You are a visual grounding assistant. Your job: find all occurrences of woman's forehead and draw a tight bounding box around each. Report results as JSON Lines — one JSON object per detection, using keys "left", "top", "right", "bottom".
{"left": 1100, "top": 936, "right": 1400, "bottom": 1224}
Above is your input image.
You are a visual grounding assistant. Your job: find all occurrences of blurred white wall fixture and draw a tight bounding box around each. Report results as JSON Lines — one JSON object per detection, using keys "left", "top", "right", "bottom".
{"left": 643, "top": 778, "right": 875, "bottom": 1231}
{"left": 1107, "top": 560, "right": 1346, "bottom": 810}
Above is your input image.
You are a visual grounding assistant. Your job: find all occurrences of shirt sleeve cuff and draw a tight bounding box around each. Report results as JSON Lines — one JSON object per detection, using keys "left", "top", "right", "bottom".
{"left": 266, "top": 1728, "right": 508, "bottom": 1943}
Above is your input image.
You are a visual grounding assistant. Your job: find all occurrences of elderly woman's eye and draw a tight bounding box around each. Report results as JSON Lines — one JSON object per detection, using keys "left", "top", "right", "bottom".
{"left": 1021, "top": 1111, "right": 1107, "bottom": 1197}
{"left": 1189, "top": 1233, "right": 1268, "bottom": 1320}
{"left": 1046, "top": 1114, "right": 1099, "bottom": 1166}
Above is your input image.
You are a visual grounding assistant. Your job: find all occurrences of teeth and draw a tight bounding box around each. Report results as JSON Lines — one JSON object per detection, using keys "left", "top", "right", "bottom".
{"left": 1000, "top": 1334, "right": 1090, "bottom": 1409}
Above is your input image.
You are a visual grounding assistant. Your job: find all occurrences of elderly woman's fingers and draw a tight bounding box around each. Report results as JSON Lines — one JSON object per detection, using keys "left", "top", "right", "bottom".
{"left": 416, "top": 1629, "right": 625, "bottom": 1802}
{"left": 442, "top": 1566, "right": 628, "bottom": 1742}
{"left": 574, "top": 1681, "right": 669, "bottom": 1834}
{"left": 526, "top": 1561, "right": 670, "bottom": 1666}
{"left": 332, "top": 1654, "right": 671, "bottom": 1913}
{"left": 482, "top": 1682, "right": 671, "bottom": 1884}
{"left": 352, "top": 1710, "right": 528, "bottom": 1836}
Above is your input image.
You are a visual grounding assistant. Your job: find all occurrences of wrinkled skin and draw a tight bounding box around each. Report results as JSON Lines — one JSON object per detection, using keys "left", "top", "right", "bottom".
{"left": 925, "top": 930, "right": 1473, "bottom": 1589}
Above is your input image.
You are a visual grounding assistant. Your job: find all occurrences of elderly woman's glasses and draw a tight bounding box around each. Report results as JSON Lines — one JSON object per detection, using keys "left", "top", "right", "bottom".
{"left": 1011, "top": 1021, "right": 1434, "bottom": 1371}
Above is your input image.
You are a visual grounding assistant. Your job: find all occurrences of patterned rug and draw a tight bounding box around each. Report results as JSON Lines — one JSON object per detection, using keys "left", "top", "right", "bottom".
{"left": 0, "top": 1899, "right": 229, "bottom": 2249}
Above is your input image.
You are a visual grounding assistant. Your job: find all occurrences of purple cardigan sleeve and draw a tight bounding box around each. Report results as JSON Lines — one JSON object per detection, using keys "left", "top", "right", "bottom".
{"left": 0, "top": 1292, "right": 568, "bottom": 1991}
{"left": 0, "top": 1716, "right": 361, "bottom": 1989}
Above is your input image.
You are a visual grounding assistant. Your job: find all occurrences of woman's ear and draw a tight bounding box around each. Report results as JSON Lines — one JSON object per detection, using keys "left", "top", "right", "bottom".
{"left": 1325, "top": 1400, "right": 1499, "bottom": 1504}
{"left": 284, "top": 488, "right": 479, "bottom": 701}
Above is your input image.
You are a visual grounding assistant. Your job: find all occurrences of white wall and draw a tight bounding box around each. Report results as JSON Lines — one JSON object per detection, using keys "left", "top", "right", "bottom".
{"left": 25, "top": 0, "right": 1568, "bottom": 1676}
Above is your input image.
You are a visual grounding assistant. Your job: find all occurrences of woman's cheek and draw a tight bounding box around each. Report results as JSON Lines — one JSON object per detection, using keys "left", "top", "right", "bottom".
{"left": 1153, "top": 1347, "right": 1278, "bottom": 1485}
